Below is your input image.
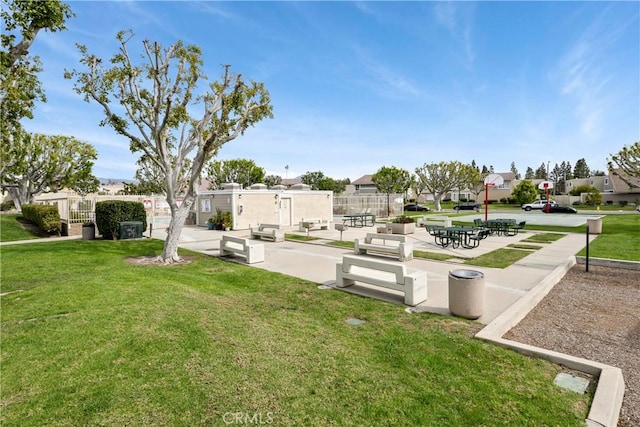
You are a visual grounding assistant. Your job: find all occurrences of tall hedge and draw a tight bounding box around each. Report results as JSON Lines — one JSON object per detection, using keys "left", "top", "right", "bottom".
{"left": 95, "top": 200, "right": 147, "bottom": 240}
{"left": 21, "top": 204, "right": 61, "bottom": 234}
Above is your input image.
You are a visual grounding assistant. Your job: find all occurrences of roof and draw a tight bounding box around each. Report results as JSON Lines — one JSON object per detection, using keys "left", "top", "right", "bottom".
{"left": 609, "top": 168, "right": 640, "bottom": 193}
{"left": 281, "top": 177, "right": 302, "bottom": 186}
{"left": 351, "top": 174, "right": 374, "bottom": 185}
{"left": 498, "top": 172, "right": 516, "bottom": 181}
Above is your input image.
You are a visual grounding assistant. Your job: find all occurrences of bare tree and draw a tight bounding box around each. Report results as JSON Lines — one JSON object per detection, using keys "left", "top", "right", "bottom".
{"left": 65, "top": 31, "right": 273, "bottom": 263}
{"left": 415, "top": 161, "right": 478, "bottom": 211}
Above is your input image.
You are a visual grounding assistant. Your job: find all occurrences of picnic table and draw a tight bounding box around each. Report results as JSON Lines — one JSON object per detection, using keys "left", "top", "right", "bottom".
{"left": 482, "top": 219, "right": 516, "bottom": 236}
{"left": 343, "top": 213, "right": 375, "bottom": 228}
{"left": 433, "top": 226, "right": 476, "bottom": 249}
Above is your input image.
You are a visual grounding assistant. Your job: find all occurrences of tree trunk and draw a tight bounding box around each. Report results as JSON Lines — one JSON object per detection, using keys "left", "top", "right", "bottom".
{"left": 434, "top": 195, "right": 443, "bottom": 212}
{"left": 6, "top": 182, "right": 32, "bottom": 212}
{"left": 161, "top": 196, "right": 195, "bottom": 263}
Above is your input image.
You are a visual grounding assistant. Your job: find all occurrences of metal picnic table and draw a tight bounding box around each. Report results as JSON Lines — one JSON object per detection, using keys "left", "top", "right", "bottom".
{"left": 342, "top": 214, "right": 375, "bottom": 228}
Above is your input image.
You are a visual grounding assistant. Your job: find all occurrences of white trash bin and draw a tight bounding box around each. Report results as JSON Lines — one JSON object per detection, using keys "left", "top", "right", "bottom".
{"left": 448, "top": 269, "right": 485, "bottom": 320}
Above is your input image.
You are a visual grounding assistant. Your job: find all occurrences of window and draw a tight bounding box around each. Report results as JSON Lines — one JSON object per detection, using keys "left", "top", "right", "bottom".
{"left": 201, "top": 199, "right": 211, "bottom": 213}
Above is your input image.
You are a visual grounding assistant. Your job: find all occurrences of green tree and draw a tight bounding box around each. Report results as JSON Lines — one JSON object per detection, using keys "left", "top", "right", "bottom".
{"left": 206, "top": 158, "right": 265, "bottom": 189}
{"left": 569, "top": 184, "right": 593, "bottom": 196}
{"left": 300, "top": 171, "right": 326, "bottom": 189}
{"left": 511, "top": 180, "right": 538, "bottom": 206}
{"left": 301, "top": 171, "right": 348, "bottom": 193}
{"left": 585, "top": 187, "right": 602, "bottom": 206}
{"left": 372, "top": 166, "right": 410, "bottom": 216}
{"left": 1, "top": 0, "right": 74, "bottom": 179}
{"left": 573, "top": 158, "right": 590, "bottom": 179}
{"left": 414, "top": 161, "right": 478, "bottom": 211}
{"left": 609, "top": 141, "right": 640, "bottom": 189}
{"left": 264, "top": 174, "right": 282, "bottom": 188}
{"left": 72, "top": 175, "right": 100, "bottom": 197}
{"left": 524, "top": 167, "right": 534, "bottom": 180}
{"left": 1, "top": 133, "right": 97, "bottom": 210}
{"left": 510, "top": 162, "right": 521, "bottom": 180}
{"left": 65, "top": 31, "right": 273, "bottom": 263}
{"left": 409, "top": 175, "right": 427, "bottom": 202}
{"left": 534, "top": 162, "right": 548, "bottom": 179}
{"left": 122, "top": 154, "right": 168, "bottom": 195}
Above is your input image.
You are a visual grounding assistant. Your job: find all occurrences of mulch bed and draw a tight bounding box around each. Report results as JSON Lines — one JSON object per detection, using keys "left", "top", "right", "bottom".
{"left": 504, "top": 264, "right": 640, "bottom": 427}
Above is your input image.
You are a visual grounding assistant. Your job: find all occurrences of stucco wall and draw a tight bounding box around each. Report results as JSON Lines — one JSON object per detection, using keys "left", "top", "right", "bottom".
{"left": 196, "top": 190, "right": 332, "bottom": 230}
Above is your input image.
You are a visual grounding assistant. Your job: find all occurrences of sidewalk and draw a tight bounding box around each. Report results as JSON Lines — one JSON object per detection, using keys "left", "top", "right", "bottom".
{"left": 167, "top": 224, "right": 594, "bottom": 325}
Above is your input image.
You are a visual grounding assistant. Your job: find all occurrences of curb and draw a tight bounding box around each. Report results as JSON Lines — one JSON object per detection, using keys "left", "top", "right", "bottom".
{"left": 576, "top": 256, "right": 640, "bottom": 270}
{"left": 475, "top": 256, "right": 625, "bottom": 427}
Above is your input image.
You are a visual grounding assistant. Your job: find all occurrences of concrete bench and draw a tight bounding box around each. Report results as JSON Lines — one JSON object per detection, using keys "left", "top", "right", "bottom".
{"left": 250, "top": 223, "right": 284, "bottom": 242}
{"left": 298, "top": 218, "right": 330, "bottom": 232}
{"left": 417, "top": 216, "right": 452, "bottom": 228}
{"left": 354, "top": 233, "right": 413, "bottom": 262}
{"left": 220, "top": 235, "right": 264, "bottom": 264}
{"left": 335, "top": 254, "right": 427, "bottom": 306}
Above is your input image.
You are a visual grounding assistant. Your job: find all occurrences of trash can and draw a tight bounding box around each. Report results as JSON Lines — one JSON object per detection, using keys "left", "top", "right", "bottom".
{"left": 448, "top": 269, "right": 485, "bottom": 320}
{"left": 586, "top": 217, "right": 602, "bottom": 234}
{"left": 82, "top": 222, "right": 95, "bottom": 240}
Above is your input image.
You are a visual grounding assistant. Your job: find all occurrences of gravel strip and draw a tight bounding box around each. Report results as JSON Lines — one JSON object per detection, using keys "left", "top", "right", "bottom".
{"left": 504, "top": 265, "right": 640, "bottom": 427}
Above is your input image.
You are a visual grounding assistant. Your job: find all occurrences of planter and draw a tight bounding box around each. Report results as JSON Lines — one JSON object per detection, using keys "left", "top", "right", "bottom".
{"left": 207, "top": 222, "right": 215, "bottom": 230}
{"left": 390, "top": 222, "right": 415, "bottom": 235}
{"left": 448, "top": 269, "right": 484, "bottom": 320}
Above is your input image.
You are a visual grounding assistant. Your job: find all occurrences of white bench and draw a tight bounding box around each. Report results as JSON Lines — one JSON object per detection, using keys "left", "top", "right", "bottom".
{"left": 417, "top": 215, "right": 452, "bottom": 228}
{"left": 354, "top": 233, "right": 413, "bottom": 262}
{"left": 250, "top": 223, "right": 284, "bottom": 242}
{"left": 298, "top": 218, "right": 330, "bottom": 232}
{"left": 219, "top": 235, "right": 264, "bottom": 264}
{"left": 335, "top": 255, "right": 427, "bottom": 306}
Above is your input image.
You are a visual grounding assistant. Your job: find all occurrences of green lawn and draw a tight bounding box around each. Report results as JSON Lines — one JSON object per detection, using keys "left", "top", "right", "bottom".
{"left": 0, "top": 214, "right": 42, "bottom": 242}
{"left": 576, "top": 214, "right": 640, "bottom": 261}
{"left": 1, "top": 240, "right": 591, "bottom": 426}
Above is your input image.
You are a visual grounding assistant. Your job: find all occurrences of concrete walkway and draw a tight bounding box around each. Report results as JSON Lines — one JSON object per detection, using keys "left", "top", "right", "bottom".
{"left": 166, "top": 223, "right": 594, "bottom": 325}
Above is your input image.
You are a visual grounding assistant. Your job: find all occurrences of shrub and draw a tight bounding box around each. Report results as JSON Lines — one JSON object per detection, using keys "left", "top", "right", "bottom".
{"left": 0, "top": 199, "right": 15, "bottom": 211}
{"left": 584, "top": 188, "right": 602, "bottom": 206}
{"left": 392, "top": 215, "right": 415, "bottom": 224}
{"left": 619, "top": 200, "right": 628, "bottom": 207}
{"left": 21, "top": 204, "right": 61, "bottom": 234}
{"left": 95, "top": 200, "right": 147, "bottom": 240}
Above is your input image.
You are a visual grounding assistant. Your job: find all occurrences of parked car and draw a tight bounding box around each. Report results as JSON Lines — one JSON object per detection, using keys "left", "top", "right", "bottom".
{"left": 453, "top": 202, "right": 480, "bottom": 212}
{"left": 637, "top": 205, "right": 640, "bottom": 213}
{"left": 521, "top": 200, "right": 557, "bottom": 211}
{"left": 404, "top": 203, "right": 430, "bottom": 212}
{"left": 542, "top": 204, "right": 577, "bottom": 214}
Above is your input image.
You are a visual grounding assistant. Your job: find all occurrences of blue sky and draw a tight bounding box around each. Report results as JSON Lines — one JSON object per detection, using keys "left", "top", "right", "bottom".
{"left": 25, "top": 1, "right": 640, "bottom": 181}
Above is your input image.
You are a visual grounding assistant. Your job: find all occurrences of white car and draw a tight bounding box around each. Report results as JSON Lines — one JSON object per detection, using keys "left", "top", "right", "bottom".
{"left": 521, "top": 200, "right": 557, "bottom": 211}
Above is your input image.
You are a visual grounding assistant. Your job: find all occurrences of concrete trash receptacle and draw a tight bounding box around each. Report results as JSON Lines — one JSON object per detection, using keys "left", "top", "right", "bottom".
{"left": 586, "top": 217, "right": 602, "bottom": 234}
{"left": 82, "top": 223, "right": 95, "bottom": 240}
{"left": 448, "top": 269, "right": 484, "bottom": 320}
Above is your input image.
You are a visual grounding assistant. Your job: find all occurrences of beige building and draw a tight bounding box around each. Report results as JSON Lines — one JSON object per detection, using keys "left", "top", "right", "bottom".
{"left": 196, "top": 183, "right": 333, "bottom": 230}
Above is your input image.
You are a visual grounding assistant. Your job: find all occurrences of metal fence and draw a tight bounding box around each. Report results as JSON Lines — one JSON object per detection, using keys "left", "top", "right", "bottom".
{"left": 36, "top": 194, "right": 178, "bottom": 228}
{"left": 333, "top": 193, "right": 404, "bottom": 218}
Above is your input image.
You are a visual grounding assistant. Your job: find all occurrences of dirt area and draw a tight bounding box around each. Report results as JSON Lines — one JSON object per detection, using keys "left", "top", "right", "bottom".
{"left": 125, "top": 255, "right": 194, "bottom": 266}
{"left": 504, "top": 264, "right": 640, "bottom": 427}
